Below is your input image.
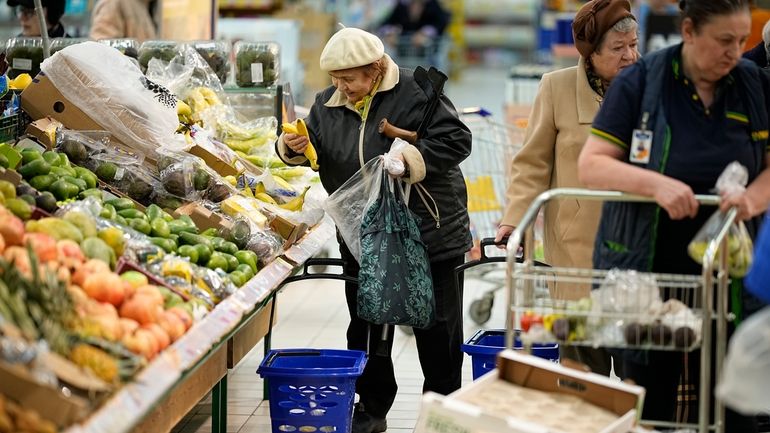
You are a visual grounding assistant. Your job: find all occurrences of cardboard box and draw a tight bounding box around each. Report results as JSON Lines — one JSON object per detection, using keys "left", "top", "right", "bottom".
{"left": 21, "top": 74, "right": 103, "bottom": 132}
{"left": 0, "top": 360, "right": 90, "bottom": 428}
{"left": 21, "top": 74, "right": 158, "bottom": 167}
{"left": 188, "top": 145, "right": 239, "bottom": 177}
{"left": 174, "top": 202, "right": 232, "bottom": 232}
{"left": 24, "top": 116, "right": 63, "bottom": 150}
{"left": 414, "top": 350, "right": 645, "bottom": 433}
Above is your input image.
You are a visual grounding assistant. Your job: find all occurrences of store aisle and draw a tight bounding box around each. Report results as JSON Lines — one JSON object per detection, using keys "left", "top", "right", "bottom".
{"left": 172, "top": 242, "right": 509, "bottom": 433}
{"left": 172, "top": 66, "right": 513, "bottom": 433}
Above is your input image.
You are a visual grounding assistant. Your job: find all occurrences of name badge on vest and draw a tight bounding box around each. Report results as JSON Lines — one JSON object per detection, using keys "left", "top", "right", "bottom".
{"left": 630, "top": 112, "right": 652, "bottom": 164}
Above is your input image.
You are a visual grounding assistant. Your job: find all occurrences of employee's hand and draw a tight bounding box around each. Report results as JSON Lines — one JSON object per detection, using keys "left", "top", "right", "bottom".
{"left": 494, "top": 225, "right": 514, "bottom": 249}
{"left": 283, "top": 133, "right": 308, "bottom": 154}
{"left": 720, "top": 192, "right": 759, "bottom": 221}
{"left": 653, "top": 176, "right": 699, "bottom": 220}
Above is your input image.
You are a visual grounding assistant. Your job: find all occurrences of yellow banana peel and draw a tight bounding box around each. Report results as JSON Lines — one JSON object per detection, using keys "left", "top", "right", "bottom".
{"left": 281, "top": 120, "right": 319, "bottom": 171}
{"left": 271, "top": 167, "right": 307, "bottom": 180}
{"left": 296, "top": 119, "right": 319, "bottom": 171}
{"left": 177, "top": 99, "right": 192, "bottom": 116}
{"left": 278, "top": 186, "right": 310, "bottom": 212}
{"left": 198, "top": 87, "right": 222, "bottom": 106}
{"left": 255, "top": 192, "right": 278, "bottom": 205}
{"left": 271, "top": 175, "right": 295, "bottom": 192}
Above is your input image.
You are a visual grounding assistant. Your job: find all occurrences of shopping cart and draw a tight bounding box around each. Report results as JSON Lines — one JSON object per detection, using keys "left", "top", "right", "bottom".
{"left": 457, "top": 107, "right": 527, "bottom": 325}
{"left": 505, "top": 188, "right": 735, "bottom": 433}
{"left": 384, "top": 35, "right": 449, "bottom": 72}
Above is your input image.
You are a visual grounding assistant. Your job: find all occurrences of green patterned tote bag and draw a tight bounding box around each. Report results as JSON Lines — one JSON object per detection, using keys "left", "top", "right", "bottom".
{"left": 358, "top": 170, "right": 435, "bottom": 329}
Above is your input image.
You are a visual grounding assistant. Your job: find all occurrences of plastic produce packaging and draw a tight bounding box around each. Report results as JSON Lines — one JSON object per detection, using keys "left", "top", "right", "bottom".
{"left": 5, "top": 36, "right": 43, "bottom": 79}
{"left": 98, "top": 38, "right": 139, "bottom": 58}
{"left": 188, "top": 40, "right": 230, "bottom": 84}
{"left": 55, "top": 129, "right": 111, "bottom": 166}
{"left": 234, "top": 41, "right": 280, "bottom": 87}
{"left": 595, "top": 269, "right": 662, "bottom": 315}
{"left": 50, "top": 37, "right": 89, "bottom": 55}
{"left": 688, "top": 162, "right": 753, "bottom": 277}
{"left": 41, "top": 41, "right": 179, "bottom": 159}
{"left": 137, "top": 40, "right": 183, "bottom": 72}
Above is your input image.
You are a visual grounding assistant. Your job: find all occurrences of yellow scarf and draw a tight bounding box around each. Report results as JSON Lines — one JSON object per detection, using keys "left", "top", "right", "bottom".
{"left": 354, "top": 75, "right": 382, "bottom": 121}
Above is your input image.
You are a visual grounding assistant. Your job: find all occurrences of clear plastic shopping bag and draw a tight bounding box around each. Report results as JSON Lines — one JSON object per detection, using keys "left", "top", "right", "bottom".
{"left": 323, "top": 157, "right": 383, "bottom": 263}
{"left": 687, "top": 162, "right": 753, "bottom": 277}
{"left": 323, "top": 139, "right": 409, "bottom": 263}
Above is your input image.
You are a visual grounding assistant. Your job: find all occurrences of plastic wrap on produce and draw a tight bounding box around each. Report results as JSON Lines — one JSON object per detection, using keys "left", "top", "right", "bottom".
{"left": 145, "top": 46, "right": 225, "bottom": 100}
{"left": 41, "top": 41, "right": 178, "bottom": 159}
{"left": 55, "top": 129, "right": 110, "bottom": 165}
{"left": 156, "top": 149, "right": 235, "bottom": 203}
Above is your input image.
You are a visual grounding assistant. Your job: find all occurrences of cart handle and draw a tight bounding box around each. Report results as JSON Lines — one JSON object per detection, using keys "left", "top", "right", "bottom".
{"left": 506, "top": 188, "right": 721, "bottom": 256}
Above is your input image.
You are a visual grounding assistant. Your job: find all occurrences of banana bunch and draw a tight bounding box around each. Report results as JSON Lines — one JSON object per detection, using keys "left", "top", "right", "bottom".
{"left": 177, "top": 99, "right": 193, "bottom": 124}
{"left": 281, "top": 119, "right": 319, "bottom": 171}
{"left": 219, "top": 120, "right": 277, "bottom": 154}
{"left": 271, "top": 166, "right": 308, "bottom": 181}
{"left": 254, "top": 185, "right": 311, "bottom": 211}
{"left": 184, "top": 87, "right": 223, "bottom": 121}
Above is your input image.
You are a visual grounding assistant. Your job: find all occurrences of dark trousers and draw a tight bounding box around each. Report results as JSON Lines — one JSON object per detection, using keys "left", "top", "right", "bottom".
{"left": 340, "top": 243, "right": 465, "bottom": 418}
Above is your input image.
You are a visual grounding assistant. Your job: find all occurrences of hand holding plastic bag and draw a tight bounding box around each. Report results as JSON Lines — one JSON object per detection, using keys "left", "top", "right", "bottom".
{"left": 384, "top": 138, "right": 408, "bottom": 177}
{"left": 687, "top": 162, "right": 753, "bottom": 276}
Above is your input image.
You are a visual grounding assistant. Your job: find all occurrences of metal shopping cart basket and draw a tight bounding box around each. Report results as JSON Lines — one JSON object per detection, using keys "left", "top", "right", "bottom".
{"left": 458, "top": 107, "right": 527, "bottom": 325}
{"left": 385, "top": 35, "right": 449, "bottom": 72}
{"left": 505, "top": 188, "right": 736, "bottom": 433}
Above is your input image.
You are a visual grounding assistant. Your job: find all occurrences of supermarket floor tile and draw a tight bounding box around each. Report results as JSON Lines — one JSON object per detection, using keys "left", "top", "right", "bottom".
{"left": 175, "top": 231, "right": 511, "bottom": 432}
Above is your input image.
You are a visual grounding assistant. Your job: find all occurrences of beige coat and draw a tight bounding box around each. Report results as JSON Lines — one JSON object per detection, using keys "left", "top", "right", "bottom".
{"left": 89, "top": 0, "right": 157, "bottom": 42}
{"left": 502, "top": 57, "right": 602, "bottom": 294}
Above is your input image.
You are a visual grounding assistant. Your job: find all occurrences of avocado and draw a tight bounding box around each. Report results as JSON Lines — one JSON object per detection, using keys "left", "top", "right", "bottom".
{"left": 204, "top": 181, "right": 231, "bottom": 203}
{"left": 95, "top": 162, "right": 119, "bottom": 182}
{"left": 161, "top": 167, "right": 188, "bottom": 197}
{"left": 59, "top": 139, "right": 88, "bottom": 164}
{"left": 35, "top": 192, "right": 58, "bottom": 213}
{"left": 124, "top": 172, "right": 153, "bottom": 204}
{"left": 193, "top": 168, "right": 211, "bottom": 191}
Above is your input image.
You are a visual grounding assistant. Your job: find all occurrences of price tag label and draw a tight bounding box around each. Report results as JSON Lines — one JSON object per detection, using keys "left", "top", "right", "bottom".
{"left": 251, "top": 63, "right": 264, "bottom": 83}
{"left": 12, "top": 58, "right": 32, "bottom": 71}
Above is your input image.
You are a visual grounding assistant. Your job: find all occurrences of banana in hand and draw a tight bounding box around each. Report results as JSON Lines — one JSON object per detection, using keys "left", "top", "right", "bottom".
{"left": 281, "top": 119, "right": 319, "bottom": 171}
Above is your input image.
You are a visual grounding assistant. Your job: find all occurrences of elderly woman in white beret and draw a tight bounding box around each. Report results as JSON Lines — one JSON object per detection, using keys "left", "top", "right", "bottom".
{"left": 277, "top": 27, "right": 472, "bottom": 433}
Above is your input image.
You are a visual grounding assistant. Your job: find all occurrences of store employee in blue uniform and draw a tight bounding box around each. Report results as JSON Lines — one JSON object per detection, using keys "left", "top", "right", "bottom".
{"left": 578, "top": 0, "right": 770, "bottom": 430}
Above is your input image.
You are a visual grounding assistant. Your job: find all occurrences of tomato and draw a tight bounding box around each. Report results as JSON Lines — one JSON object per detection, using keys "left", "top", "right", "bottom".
{"left": 520, "top": 312, "right": 544, "bottom": 332}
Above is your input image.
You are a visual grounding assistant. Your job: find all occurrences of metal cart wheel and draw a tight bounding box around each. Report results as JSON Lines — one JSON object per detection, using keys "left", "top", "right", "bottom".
{"left": 469, "top": 292, "right": 494, "bottom": 325}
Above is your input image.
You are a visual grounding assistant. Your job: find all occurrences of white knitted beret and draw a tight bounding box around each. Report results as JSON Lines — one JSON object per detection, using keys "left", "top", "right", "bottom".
{"left": 319, "top": 27, "right": 385, "bottom": 72}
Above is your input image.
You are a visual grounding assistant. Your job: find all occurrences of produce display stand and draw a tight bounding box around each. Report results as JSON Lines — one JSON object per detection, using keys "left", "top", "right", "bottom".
{"left": 63, "top": 218, "right": 336, "bottom": 433}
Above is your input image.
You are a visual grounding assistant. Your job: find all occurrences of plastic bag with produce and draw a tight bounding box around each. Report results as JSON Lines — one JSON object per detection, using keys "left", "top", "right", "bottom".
{"left": 324, "top": 156, "right": 385, "bottom": 263}
{"left": 55, "top": 129, "right": 110, "bottom": 166}
{"left": 688, "top": 162, "right": 753, "bottom": 277}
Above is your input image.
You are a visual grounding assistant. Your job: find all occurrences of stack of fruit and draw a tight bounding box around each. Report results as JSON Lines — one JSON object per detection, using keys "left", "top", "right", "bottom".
{"left": 182, "top": 86, "right": 277, "bottom": 154}
{"left": 0, "top": 202, "right": 196, "bottom": 382}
